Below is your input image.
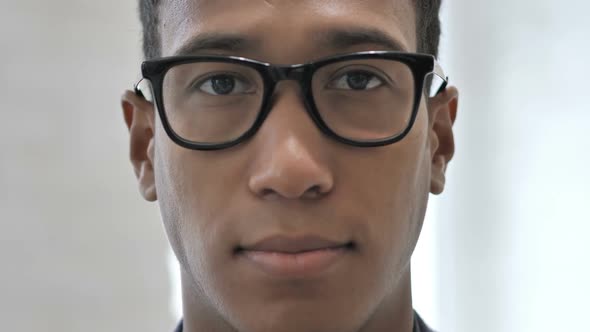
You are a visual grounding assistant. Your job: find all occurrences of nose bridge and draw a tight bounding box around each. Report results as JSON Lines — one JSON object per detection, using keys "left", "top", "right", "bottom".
{"left": 265, "top": 78, "right": 315, "bottom": 139}
{"left": 264, "top": 64, "right": 314, "bottom": 134}
{"left": 248, "top": 67, "right": 334, "bottom": 200}
{"left": 259, "top": 62, "right": 324, "bottom": 158}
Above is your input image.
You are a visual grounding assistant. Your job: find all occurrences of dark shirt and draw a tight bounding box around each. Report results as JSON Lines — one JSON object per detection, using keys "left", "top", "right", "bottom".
{"left": 173, "top": 311, "right": 435, "bottom": 332}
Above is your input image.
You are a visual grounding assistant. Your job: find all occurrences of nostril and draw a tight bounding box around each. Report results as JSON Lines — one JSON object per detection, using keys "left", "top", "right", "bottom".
{"left": 302, "top": 185, "right": 324, "bottom": 199}
{"left": 261, "top": 188, "right": 276, "bottom": 197}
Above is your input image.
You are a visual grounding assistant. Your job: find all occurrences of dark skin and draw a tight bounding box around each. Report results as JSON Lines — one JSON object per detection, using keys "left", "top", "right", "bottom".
{"left": 122, "top": 1, "right": 458, "bottom": 331}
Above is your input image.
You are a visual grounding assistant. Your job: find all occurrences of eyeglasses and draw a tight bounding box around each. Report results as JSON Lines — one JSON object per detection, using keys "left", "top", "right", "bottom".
{"left": 134, "top": 51, "right": 448, "bottom": 150}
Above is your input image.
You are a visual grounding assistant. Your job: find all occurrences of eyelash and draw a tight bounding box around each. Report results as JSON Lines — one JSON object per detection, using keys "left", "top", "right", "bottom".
{"left": 327, "top": 71, "right": 385, "bottom": 90}
{"left": 191, "top": 72, "right": 254, "bottom": 95}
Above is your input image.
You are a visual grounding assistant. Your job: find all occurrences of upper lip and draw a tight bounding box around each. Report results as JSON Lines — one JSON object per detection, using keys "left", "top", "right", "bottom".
{"left": 240, "top": 235, "right": 351, "bottom": 254}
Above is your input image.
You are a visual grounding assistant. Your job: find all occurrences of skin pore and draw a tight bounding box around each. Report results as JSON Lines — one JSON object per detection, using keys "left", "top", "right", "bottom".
{"left": 122, "top": 1, "right": 458, "bottom": 331}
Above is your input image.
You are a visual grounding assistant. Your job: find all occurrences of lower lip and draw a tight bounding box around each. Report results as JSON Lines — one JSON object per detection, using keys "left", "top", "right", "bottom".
{"left": 239, "top": 246, "right": 349, "bottom": 278}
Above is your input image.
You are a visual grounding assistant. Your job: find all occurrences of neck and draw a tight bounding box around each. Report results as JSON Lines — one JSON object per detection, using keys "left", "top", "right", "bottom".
{"left": 357, "top": 267, "right": 414, "bottom": 332}
{"left": 181, "top": 271, "right": 237, "bottom": 332}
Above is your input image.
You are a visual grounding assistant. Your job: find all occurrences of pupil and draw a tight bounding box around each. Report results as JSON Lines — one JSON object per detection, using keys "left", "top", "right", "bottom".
{"left": 212, "top": 76, "right": 235, "bottom": 95}
{"left": 347, "top": 72, "right": 370, "bottom": 90}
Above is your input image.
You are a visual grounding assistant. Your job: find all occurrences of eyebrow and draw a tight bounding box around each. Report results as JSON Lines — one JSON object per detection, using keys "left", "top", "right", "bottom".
{"left": 173, "top": 27, "right": 407, "bottom": 57}
{"left": 316, "top": 27, "right": 408, "bottom": 52}
{"left": 173, "top": 33, "right": 258, "bottom": 56}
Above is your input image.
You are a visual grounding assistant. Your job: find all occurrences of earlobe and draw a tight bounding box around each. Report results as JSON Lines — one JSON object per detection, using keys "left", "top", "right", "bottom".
{"left": 121, "top": 90, "right": 158, "bottom": 202}
{"left": 428, "top": 86, "right": 459, "bottom": 195}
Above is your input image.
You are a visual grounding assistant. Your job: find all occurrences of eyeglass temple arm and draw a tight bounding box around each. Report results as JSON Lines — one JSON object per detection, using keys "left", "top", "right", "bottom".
{"left": 433, "top": 59, "right": 449, "bottom": 96}
{"left": 134, "top": 79, "right": 145, "bottom": 98}
{"left": 134, "top": 78, "right": 155, "bottom": 103}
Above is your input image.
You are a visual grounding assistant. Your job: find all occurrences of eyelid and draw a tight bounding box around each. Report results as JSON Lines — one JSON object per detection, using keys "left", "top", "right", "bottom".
{"left": 323, "top": 64, "right": 393, "bottom": 88}
{"left": 191, "top": 71, "right": 247, "bottom": 89}
{"left": 189, "top": 71, "right": 258, "bottom": 95}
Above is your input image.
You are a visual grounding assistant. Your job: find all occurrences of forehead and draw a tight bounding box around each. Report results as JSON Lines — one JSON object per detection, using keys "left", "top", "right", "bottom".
{"left": 159, "top": 0, "right": 416, "bottom": 61}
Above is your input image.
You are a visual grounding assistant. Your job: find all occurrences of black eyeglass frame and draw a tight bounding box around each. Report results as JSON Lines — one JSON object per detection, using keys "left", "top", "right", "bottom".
{"left": 135, "top": 51, "right": 448, "bottom": 151}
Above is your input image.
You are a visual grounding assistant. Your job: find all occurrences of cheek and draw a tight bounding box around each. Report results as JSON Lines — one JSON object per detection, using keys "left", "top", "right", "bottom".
{"left": 352, "top": 105, "right": 431, "bottom": 273}
{"left": 152, "top": 130, "right": 228, "bottom": 270}
{"left": 153, "top": 127, "right": 250, "bottom": 298}
{"left": 153, "top": 136, "right": 196, "bottom": 270}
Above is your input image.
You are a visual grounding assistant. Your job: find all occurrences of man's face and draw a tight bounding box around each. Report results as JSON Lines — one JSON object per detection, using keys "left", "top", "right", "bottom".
{"left": 125, "top": 0, "right": 457, "bottom": 331}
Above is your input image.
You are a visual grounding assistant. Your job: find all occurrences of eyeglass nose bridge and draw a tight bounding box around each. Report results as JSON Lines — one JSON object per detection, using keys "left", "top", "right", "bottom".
{"left": 269, "top": 65, "right": 308, "bottom": 83}
{"left": 263, "top": 64, "right": 320, "bottom": 132}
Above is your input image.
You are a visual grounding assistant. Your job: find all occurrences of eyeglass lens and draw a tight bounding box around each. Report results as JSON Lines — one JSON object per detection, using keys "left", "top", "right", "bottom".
{"left": 161, "top": 59, "right": 415, "bottom": 144}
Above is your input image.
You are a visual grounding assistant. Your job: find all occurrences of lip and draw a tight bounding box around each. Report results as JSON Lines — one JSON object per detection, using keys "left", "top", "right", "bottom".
{"left": 241, "top": 235, "right": 350, "bottom": 253}
{"left": 237, "top": 235, "right": 354, "bottom": 278}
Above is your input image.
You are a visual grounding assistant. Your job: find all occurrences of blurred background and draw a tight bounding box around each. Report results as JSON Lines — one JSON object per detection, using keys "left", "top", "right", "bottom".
{"left": 0, "top": 0, "right": 588, "bottom": 331}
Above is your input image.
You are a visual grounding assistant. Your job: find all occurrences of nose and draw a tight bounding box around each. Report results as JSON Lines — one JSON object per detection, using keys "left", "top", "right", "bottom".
{"left": 248, "top": 83, "right": 334, "bottom": 200}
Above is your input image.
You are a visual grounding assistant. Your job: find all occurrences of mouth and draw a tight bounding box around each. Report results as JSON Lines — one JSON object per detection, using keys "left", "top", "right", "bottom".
{"left": 235, "top": 235, "right": 356, "bottom": 278}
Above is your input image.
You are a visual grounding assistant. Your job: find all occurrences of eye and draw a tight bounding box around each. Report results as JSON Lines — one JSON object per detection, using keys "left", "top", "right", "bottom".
{"left": 328, "top": 71, "right": 384, "bottom": 91}
{"left": 197, "top": 74, "right": 252, "bottom": 95}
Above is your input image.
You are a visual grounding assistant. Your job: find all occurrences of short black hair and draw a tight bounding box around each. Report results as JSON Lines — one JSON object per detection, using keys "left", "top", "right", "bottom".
{"left": 138, "top": 0, "right": 442, "bottom": 60}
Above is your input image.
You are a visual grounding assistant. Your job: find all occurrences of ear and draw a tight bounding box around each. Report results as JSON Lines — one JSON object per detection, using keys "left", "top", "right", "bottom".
{"left": 121, "top": 90, "right": 157, "bottom": 201}
{"left": 427, "top": 86, "right": 459, "bottom": 195}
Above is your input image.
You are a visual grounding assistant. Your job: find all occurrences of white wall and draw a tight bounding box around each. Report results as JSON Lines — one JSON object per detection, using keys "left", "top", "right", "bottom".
{"left": 433, "top": 1, "right": 590, "bottom": 331}
{"left": 0, "top": 1, "right": 174, "bottom": 331}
